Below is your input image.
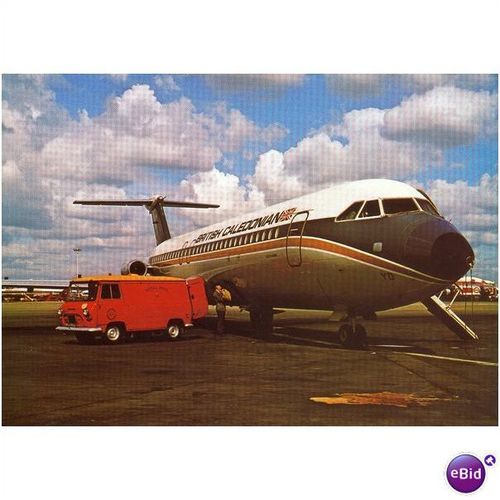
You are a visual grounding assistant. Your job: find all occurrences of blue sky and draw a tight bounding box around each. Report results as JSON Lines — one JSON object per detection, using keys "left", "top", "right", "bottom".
{"left": 2, "top": 74, "right": 498, "bottom": 280}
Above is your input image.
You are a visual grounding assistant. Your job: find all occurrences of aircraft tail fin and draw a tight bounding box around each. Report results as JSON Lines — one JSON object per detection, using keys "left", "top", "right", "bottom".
{"left": 74, "top": 197, "right": 219, "bottom": 244}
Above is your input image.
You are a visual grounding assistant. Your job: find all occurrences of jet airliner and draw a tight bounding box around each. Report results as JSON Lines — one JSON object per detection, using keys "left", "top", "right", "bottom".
{"left": 75, "top": 178, "right": 477, "bottom": 346}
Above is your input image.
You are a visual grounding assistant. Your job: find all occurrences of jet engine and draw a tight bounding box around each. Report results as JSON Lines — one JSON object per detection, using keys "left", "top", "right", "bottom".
{"left": 121, "top": 260, "right": 148, "bottom": 276}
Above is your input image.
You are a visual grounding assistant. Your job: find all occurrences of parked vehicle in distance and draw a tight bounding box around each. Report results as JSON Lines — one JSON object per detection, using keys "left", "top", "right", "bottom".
{"left": 56, "top": 275, "right": 208, "bottom": 344}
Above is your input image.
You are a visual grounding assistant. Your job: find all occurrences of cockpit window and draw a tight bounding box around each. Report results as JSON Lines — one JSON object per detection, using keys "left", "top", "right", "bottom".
{"left": 336, "top": 201, "right": 363, "bottom": 221}
{"left": 358, "top": 200, "right": 381, "bottom": 218}
{"left": 382, "top": 198, "right": 419, "bottom": 215}
{"left": 416, "top": 198, "right": 440, "bottom": 216}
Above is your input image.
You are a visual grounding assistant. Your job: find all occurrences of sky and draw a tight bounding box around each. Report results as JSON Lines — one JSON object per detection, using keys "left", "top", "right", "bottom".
{"left": 2, "top": 74, "right": 498, "bottom": 281}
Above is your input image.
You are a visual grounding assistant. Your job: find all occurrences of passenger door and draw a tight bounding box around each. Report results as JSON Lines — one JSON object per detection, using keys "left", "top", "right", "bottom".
{"left": 286, "top": 210, "right": 309, "bottom": 267}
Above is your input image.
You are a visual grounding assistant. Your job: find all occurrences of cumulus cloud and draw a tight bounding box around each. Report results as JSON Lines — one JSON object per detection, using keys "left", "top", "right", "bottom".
{"left": 427, "top": 174, "right": 497, "bottom": 226}
{"left": 205, "top": 74, "right": 305, "bottom": 93}
{"left": 426, "top": 174, "right": 497, "bottom": 278}
{"left": 400, "top": 74, "right": 496, "bottom": 93}
{"left": 250, "top": 149, "right": 304, "bottom": 205}
{"left": 248, "top": 107, "right": 436, "bottom": 204}
{"left": 32, "top": 85, "right": 286, "bottom": 184}
{"left": 325, "top": 74, "right": 387, "bottom": 96}
{"left": 325, "top": 74, "right": 497, "bottom": 97}
{"left": 176, "top": 167, "right": 265, "bottom": 228}
{"left": 381, "top": 86, "right": 497, "bottom": 147}
{"left": 2, "top": 160, "right": 53, "bottom": 229}
{"left": 108, "top": 74, "right": 128, "bottom": 82}
{"left": 153, "top": 75, "right": 180, "bottom": 92}
{"left": 2, "top": 76, "right": 287, "bottom": 277}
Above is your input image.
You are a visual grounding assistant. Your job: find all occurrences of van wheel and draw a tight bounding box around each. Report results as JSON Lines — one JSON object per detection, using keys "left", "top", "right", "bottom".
{"left": 104, "top": 324, "right": 124, "bottom": 344}
{"left": 166, "top": 322, "right": 184, "bottom": 340}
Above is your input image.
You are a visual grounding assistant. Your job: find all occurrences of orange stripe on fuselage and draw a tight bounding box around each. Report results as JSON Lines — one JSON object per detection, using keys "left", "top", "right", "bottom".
{"left": 154, "top": 236, "right": 449, "bottom": 285}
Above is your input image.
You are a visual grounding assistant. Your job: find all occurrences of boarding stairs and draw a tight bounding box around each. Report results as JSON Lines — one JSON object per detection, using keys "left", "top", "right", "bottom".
{"left": 421, "top": 287, "right": 479, "bottom": 341}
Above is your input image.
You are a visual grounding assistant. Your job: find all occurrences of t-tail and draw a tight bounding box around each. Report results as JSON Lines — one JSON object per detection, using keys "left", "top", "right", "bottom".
{"left": 73, "top": 196, "right": 219, "bottom": 245}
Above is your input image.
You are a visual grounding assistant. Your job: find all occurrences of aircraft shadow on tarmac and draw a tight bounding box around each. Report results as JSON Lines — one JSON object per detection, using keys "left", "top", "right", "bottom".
{"left": 210, "top": 318, "right": 436, "bottom": 355}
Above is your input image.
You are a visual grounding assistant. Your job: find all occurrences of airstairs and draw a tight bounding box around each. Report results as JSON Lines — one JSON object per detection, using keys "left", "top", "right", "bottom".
{"left": 421, "top": 289, "right": 479, "bottom": 341}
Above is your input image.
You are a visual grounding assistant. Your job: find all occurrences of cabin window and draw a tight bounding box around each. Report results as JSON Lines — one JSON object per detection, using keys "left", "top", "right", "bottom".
{"left": 274, "top": 227, "right": 280, "bottom": 238}
{"left": 383, "top": 198, "right": 419, "bottom": 215}
{"left": 358, "top": 200, "right": 381, "bottom": 219}
{"left": 416, "top": 198, "right": 440, "bottom": 216}
{"left": 336, "top": 201, "right": 363, "bottom": 221}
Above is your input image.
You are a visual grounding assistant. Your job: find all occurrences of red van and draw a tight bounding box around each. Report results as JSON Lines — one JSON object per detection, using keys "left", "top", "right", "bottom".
{"left": 56, "top": 275, "right": 208, "bottom": 344}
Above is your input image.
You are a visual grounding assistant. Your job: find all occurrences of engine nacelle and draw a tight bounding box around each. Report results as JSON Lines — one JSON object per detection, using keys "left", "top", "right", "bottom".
{"left": 121, "top": 260, "right": 148, "bottom": 276}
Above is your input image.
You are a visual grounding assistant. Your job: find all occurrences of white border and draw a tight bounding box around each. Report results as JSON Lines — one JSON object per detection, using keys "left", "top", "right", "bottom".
{"left": 1, "top": 1, "right": 498, "bottom": 499}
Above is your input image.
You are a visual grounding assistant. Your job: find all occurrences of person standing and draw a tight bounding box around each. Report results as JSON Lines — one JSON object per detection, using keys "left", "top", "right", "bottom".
{"left": 213, "top": 284, "right": 227, "bottom": 337}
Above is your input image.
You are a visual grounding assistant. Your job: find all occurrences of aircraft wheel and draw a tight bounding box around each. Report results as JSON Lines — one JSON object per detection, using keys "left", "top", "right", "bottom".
{"left": 250, "top": 305, "right": 273, "bottom": 338}
{"left": 104, "top": 324, "right": 124, "bottom": 344}
{"left": 166, "top": 321, "right": 184, "bottom": 340}
{"left": 355, "top": 324, "right": 368, "bottom": 346}
{"left": 339, "top": 324, "right": 367, "bottom": 348}
{"left": 75, "top": 332, "right": 95, "bottom": 345}
{"left": 338, "top": 324, "right": 354, "bottom": 346}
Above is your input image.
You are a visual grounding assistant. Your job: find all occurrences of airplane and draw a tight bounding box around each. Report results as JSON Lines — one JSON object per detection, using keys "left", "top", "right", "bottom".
{"left": 75, "top": 178, "right": 478, "bottom": 346}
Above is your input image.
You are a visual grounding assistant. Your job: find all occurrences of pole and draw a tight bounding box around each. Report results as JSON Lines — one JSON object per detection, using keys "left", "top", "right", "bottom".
{"left": 73, "top": 248, "right": 81, "bottom": 277}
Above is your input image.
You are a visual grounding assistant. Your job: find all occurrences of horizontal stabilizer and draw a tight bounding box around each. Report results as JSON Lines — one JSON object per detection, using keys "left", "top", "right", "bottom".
{"left": 421, "top": 295, "right": 479, "bottom": 341}
{"left": 74, "top": 199, "right": 219, "bottom": 209}
{"left": 73, "top": 196, "right": 219, "bottom": 245}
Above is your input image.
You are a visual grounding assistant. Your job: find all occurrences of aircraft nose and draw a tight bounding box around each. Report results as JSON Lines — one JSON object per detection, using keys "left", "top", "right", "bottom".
{"left": 403, "top": 219, "right": 474, "bottom": 281}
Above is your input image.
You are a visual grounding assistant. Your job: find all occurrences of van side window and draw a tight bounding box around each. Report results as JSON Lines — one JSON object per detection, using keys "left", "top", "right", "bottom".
{"left": 101, "top": 284, "right": 111, "bottom": 299}
{"left": 101, "top": 284, "right": 121, "bottom": 299}
{"left": 111, "top": 284, "right": 121, "bottom": 299}
{"left": 336, "top": 201, "right": 363, "bottom": 221}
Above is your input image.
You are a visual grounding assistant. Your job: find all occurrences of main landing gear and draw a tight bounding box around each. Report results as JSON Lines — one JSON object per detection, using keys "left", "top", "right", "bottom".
{"left": 249, "top": 304, "right": 274, "bottom": 338}
{"left": 338, "top": 317, "right": 367, "bottom": 348}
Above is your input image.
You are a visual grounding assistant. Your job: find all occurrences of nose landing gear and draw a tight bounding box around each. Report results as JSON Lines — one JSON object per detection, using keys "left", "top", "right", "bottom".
{"left": 338, "top": 318, "right": 367, "bottom": 348}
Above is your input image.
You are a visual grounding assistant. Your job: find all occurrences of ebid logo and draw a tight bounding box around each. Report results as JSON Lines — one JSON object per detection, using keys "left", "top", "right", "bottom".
{"left": 446, "top": 454, "right": 495, "bottom": 493}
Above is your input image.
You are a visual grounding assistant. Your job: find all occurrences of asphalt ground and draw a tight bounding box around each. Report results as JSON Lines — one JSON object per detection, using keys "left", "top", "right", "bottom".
{"left": 2, "top": 301, "right": 497, "bottom": 425}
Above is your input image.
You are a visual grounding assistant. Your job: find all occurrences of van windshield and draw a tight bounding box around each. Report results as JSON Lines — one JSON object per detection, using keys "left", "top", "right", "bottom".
{"left": 65, "top": 282, "right": 98, "bottom": 301}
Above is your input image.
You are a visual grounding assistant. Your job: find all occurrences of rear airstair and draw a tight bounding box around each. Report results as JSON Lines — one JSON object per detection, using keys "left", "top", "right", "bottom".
{"left": 421, "top": 291, "right": 479, "bottom": 341}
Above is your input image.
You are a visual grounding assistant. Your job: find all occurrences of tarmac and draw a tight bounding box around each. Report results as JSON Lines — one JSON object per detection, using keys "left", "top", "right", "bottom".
{"left": 2, "top": 302, "right": 497, "bottom": 425}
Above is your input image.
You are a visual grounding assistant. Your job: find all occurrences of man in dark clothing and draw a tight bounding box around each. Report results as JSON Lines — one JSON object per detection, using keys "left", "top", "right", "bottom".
{"left": 213, "top": 284, "right": 226, "bottom": 336}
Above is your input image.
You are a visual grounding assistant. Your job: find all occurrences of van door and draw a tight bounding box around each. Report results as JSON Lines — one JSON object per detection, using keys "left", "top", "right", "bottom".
{"left": 186, "top": 276, "right": 209, "bottom": 320}
{"left": 286, "top": 210, "right": 309, "bottom": 267}
{"left": 98, "top": 283, "right": 122, "bottom": 326}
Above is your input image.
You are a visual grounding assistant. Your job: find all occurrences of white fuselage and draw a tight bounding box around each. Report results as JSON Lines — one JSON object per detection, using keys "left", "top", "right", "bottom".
{"left": 147, "top": 179, "right": 457, "bottom": 312}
